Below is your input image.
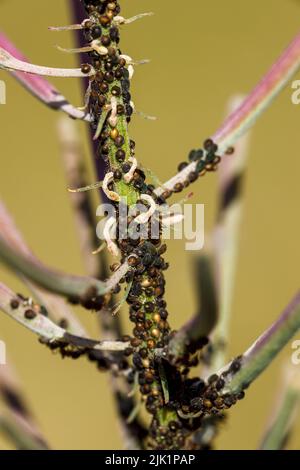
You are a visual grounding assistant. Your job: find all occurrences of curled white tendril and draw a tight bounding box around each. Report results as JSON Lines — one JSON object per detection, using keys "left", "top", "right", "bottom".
{"left": 161, "top": 213, "right": 185, "bottom": 227}
{"left": 120, "top": 54, "right": 133, "bottom": 63}
{"left": 102, "top": 172, "right": 121, "bottom": 202}
{"left": 128, "top": 65, "right": 134, "bottom": 80}
{"left": 91, "top": 41, "right": 108, "bottom": 56}
{"left": 104, "top": 217, "right": 119, "bottom": 257}
{"left": 123, "top": 157, "right": 137, "bottom": 183}
{"left": 160, "top": 193, "right": 193, "bottom": 228}
{"left": 134, "top": 194, "right": 157, "bottom": 225}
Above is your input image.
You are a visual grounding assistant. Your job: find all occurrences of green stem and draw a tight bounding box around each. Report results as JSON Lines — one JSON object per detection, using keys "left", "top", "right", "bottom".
{"left": 260, "top": 388, "right": 300, "bottom": 450}
{"left": 0, "top": 281, "right": 128, "bottom": 350}
{"left": 0, "top": 235, "right": 128, "bottom": 301}
{"left": 0, "top": 414, "right": 47, "bottom": 450}
{"left": 223, "top": 292, "right": 300, "bottom": 394}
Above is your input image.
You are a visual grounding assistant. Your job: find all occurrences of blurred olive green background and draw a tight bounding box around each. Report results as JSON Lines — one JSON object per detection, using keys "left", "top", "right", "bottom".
{"left": 0, "top": 0, "right": 300, "bottom": 450}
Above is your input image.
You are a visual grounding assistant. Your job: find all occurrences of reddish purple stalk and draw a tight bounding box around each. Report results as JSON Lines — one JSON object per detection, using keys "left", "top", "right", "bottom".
{"left": 0, "top": 32, "right": 91, "bottom": 120}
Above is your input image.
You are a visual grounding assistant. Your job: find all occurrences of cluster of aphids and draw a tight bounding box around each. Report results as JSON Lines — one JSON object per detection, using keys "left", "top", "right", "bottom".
{"left": 147, "top": 356, "right": 246, "bottom": 450}
{"left": 188, "top": 139, "right": 222, "bottom": 176}
{"left": 9, "top": 292, "right": 130, "bottom": 371}
{"left": 80, "top": 0, "right": 240, "bottom": 450}
{"left": 120, "top": 249, "right": 172, "bottom": 408}
{"left": 9, "top": 293, "right": 48, "bottom": 320}
{"left": 148, "top": 417, "right": 191, "bottom": 450}
{"left": 178, "top": 357, "right": 245, "bottom": 418}
{"left": 153, "top": 139, "right": 233, "bottom": 206}
{"left": 43, "top": 337, "right": 129, "bottom": 374}
{"left": 169, "top": 139, "right": 226, "bottom": 196}
{"left": 81, "top": 1, "right": 133, "bottom": 161}
{"left": 81, "top": 1, "right": 175, "bottom": 413}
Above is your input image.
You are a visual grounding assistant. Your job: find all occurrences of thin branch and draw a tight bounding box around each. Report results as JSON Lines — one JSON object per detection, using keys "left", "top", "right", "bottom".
{"left": 212, "top": 33, "right": 300, "bottom": 153}
{"left": 260, "top": 392, "right": 298, "bottom": 450}
{"left": 209, "top": 95, "right": 251, "bottom": 371}
{"left": 0, "top": 33, "right": 91, "bottom": 121}
{"left": 259, "top": 365, "right": 300, "bottom": 450}
{"left": 0, "top": 362, "right": 49, "bottom": 449}
{"left": 0, "top": 200, "right": 87, "bottom": 336}
{"left": 156, "top": 32, "right": 300, "bottom": 194}
{"left": 0, "top": 412, "right": 47, "bottom": 450}
{"left": 0, "top": 233, "right": 127, "bottom": 300}
{"left": 69, "top": 1, "right": 146, "bottom": 449}
{"left": 0, "top": 282, "right": 129, "bottom": 352}
{"left": 0, "top": 203, "right": 129, "bottom": 302}
{"left": 220, "top": 292, "right": 300, "bottom": 395}
{"left": 0, "top": 47, "right": 94, "bottom": 77}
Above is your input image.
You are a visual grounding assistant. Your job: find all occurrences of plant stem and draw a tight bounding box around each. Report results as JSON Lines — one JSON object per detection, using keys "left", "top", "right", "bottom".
{"left": 222, "top": 292, "right": 300, "bottom": 394}
{"left": 260, "top": 388, "right": 300, "bottom": 450}
{"left": 0, "top": 412, "right": 47, "bottom": 450}
{"left": 0, "top": 362, "right": 49, "bottom": 449}
{"left": 259, "top": 363, "right": 300, "bottom": 450}
{"left": 0, "top": 233, "right": 129, "bottom": 302}
{"left": 209, "top": 96, "right": 251, "bottom": 372}
{"left": 157, "top": 31, "right": 300, "bottom": 194}
{"left": 0, "top": 282, "right": 128, "bottom": 351}
{"left": 80, "top": 0, "right": 185, "bottom": 449}
{"left": 0, "top": 33, "right": 91, "bottom": 121}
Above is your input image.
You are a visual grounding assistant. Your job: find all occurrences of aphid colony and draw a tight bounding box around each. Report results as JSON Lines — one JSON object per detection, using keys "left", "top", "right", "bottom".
{"left": 68, "top": 0, "right": 243, "bottom": 450}
{"left": 80, "top": 3, "right": 175, "bottom": 433}
{"left": 9, "top": 293, "right": 126, "bottom": 369}
{"left": 9, "top": 277, "right": 246, "bottom": 449}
